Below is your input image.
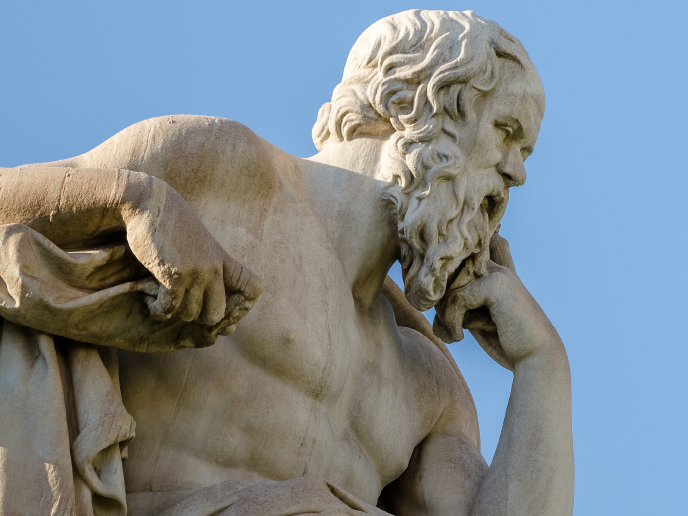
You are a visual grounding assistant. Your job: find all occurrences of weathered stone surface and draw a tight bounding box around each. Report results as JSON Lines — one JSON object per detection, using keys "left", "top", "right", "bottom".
{"left": 0, "top": 9, "right": 573, "bottom": 516}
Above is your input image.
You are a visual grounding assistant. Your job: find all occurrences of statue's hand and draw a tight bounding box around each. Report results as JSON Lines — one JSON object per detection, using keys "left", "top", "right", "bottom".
{"left": 434, "top": 235, "right": 560, "bottom": 370}
{"left": 121, "top": 179, "right": 262, "bottom": 334}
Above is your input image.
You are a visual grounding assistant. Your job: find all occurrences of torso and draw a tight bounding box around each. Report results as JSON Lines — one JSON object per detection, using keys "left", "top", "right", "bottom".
{"left": 70, "top": 115, "right": 469, "bottom": 506}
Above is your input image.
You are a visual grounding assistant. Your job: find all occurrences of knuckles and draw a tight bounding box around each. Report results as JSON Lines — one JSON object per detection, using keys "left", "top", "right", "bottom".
{"left": 153, "top": 256, "right": 261, "bottom": 329}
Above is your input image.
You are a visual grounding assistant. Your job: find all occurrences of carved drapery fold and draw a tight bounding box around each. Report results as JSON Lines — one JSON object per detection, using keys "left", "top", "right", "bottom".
{"left": 0, "top": 323, "right": 134, "bottom": 516}
{"left": 0, "top": 223, "right": 147, "bottom": 516}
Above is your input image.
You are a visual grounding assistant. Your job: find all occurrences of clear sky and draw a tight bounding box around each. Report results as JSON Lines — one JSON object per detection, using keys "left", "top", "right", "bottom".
{"left": 2, "top": 1, "right": 687, "bottom": 514}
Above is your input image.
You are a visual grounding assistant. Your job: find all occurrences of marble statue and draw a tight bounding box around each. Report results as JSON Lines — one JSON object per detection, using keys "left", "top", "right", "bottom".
{"left": 0, "top": 9, "right": 574, "bottom": 516}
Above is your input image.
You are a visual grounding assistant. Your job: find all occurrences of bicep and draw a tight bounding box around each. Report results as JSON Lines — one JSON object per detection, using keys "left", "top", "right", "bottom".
{"left": 382, "top": 431, "right": 488, "bottom": 516}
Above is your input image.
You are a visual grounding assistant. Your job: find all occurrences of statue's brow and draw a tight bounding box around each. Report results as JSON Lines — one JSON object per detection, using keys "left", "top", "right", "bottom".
{"left": 497, "top": 116, "right": 524, "bottom": 138}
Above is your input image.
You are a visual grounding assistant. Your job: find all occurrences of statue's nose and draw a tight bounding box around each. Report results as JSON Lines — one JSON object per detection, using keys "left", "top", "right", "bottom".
{"left": 497, "top": 146, "right": 527, "bottom": 187}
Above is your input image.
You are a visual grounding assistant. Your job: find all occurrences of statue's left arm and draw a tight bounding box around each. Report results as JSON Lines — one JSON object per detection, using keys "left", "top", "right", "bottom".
{"left": 385, "top": 244, "right": 573, "bottom": 515}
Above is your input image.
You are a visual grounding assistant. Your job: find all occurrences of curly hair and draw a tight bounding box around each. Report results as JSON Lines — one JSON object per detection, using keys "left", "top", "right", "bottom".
{"left": 313, "top": 10, "right": 538, "bottom": 310}
{"left": 313, "top": 9, "right": 529, "bottom": 154}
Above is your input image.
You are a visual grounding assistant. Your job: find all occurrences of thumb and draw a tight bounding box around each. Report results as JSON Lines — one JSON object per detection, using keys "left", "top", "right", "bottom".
{"left": 148, "top": 285, "right": 180, "bottom": 321}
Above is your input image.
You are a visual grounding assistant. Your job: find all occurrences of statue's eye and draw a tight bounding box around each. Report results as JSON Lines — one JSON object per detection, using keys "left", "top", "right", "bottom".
{"left": 494, "top": 123, "right": 513, "bottom": 142}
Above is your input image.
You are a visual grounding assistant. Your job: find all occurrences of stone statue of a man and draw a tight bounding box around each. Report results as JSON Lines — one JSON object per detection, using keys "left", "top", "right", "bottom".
{"left": 0, "top": 9, "right": 573, "bottom": 516}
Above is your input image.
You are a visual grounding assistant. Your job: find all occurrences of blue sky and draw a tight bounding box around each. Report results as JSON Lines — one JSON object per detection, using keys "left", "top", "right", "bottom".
{"left": 2, "top": 1, "right": 687, "bottom": 514}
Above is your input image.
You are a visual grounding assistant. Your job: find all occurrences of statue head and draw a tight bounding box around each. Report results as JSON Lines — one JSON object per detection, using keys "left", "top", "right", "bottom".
{"left": 313, "top": 9, "right": 545, "bottom": 311}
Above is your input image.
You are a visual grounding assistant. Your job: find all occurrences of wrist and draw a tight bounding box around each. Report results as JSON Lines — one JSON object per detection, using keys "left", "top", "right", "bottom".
{"left": 118, "top": 172, "right": 168, "bottom": 226}
{"left": 116, "top": 172, "right": 173, "bottom": 273}
{"left": 514, "top": 338, "right": 569, "bottom": 376}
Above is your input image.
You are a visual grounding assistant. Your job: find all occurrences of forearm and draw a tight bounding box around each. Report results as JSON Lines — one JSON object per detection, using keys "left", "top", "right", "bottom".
{"left": 0, "top": 166, "right": 161, "bottom": 247}
{"left": 472, "top": 341, "right": 574, "bottom": 516}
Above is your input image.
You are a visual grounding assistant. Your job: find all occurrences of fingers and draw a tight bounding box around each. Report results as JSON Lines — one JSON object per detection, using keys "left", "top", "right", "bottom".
{"left": 220, "top": 256, "right": 262, "bottom": 327}
{"left": 223, "top": 257, "right": 262, "bottom": 302}
{"left": 433, "top": 314, "right": 462, "bottom": 343}
{"left": 199, "top": 292, "right": 255, "bottom": 341}
{"left": 439, "top": 279, "right": 487, "bottom": 336}
{"left": 434, "top": 267, "right": 516, "bottom": 368}
{"left": 434, "top": 263, "right": 511, "bottom": 343}
{"left": 148, "top": 273, "right": 219, "bottom": 323}
{"left": 177, "top": 284, "right": 205, "bottom": 322}
{"left": 450, "top": 262, "right": 513, "bottom": 311}
{"left": 489, "top": 233, "right": 516, "bottom": 272}
{"left": 224, "top": 293, "right": 256, "bottom": 325}
{"left": 149, "top": 285, "right": 180, "bottom": 321}
{"left": 199, "top": 278, "right": 227, "bottom": 325}
{"left": 223, "top": 256, "right": 245, "bottom": 290}
{"left": 145, "top": 255, "right": 261, "bottom": 330}
{"left": 179, "top": 268, "right": 228, "bottom": 325}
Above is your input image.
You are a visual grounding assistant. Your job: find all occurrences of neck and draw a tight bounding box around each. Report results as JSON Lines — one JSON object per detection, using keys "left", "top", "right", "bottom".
{"left": 304, "top": 138, "right": 400, "bottom": 307}
{"left": 308, "top": 137, "right": 388, "bottom": 179}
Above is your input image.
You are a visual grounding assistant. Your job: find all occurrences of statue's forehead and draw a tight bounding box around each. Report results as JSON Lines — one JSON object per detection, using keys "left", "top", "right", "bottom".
{"left": 487, "top": 66, "right": 545, "bottom": 143}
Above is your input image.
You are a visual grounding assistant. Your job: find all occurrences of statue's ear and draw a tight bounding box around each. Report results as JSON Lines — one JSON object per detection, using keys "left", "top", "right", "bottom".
{"left": 312, "top": 102, "right": 332, "bottom": 151}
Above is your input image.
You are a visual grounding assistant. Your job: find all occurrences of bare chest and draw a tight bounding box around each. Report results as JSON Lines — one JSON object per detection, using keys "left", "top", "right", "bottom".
{"left": 119, "top": 196, "right": 434, "bottom": 501}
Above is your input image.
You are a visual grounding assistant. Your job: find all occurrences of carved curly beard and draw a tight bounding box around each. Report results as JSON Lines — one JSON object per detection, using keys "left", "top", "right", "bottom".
{"left": 381, "top": 131, "right": 507, "bottom": 311}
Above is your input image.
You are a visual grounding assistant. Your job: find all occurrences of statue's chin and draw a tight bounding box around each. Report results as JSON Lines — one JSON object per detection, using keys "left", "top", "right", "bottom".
{"left": 403, "top": 265, "right": 450, "bottom": 312}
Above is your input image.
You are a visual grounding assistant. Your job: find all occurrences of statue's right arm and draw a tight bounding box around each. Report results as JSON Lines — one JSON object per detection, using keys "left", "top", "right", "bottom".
{"left": 0, "top": 165, "right": 261, "bottom": 329}
{"left": 6, "top": 116, "right": 266, "bottom": 326}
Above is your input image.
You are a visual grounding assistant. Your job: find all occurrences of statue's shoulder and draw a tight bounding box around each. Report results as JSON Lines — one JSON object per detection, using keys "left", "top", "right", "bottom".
{"left": 396, "top": 325, "right": 480, "bottom": 446}
{"left": 143, "top": 115, "right": 268, "bottom": 155}
{"left": 84, "top": 115, "right": 296, "bottom": 201}
{"left": 131, "top": 114, "right": 281, "bottom": 173}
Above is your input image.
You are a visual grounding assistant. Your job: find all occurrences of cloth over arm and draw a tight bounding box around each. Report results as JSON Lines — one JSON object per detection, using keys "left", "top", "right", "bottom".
{"left": 0, "top": 222, "right": 219, "bottom": 516}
